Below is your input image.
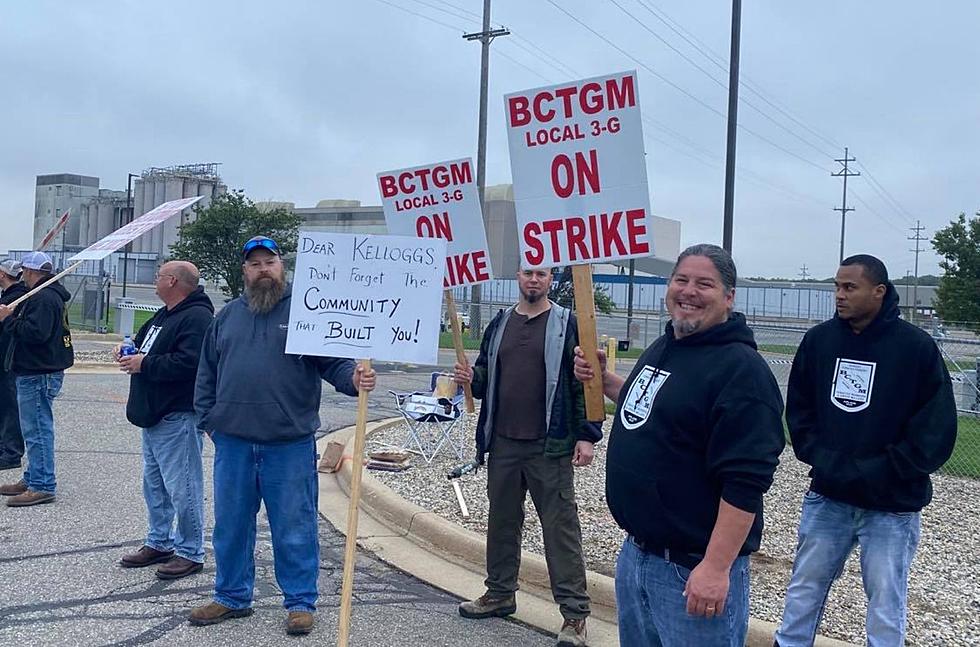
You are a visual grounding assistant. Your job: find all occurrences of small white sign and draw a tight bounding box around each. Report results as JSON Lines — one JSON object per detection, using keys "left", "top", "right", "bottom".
{"left": 504, "top": 70, "right": 655, "bottom": 269}
{"left": 285, "top": 231, "right": 446, "bottom": 365}
{"left": 69, "top": 197, "right": 203, "bottom": 261}
{"left": 831, "top": 358, "right": 876, "bottom": 412}
{"left": 378, "top": 158, "right": 494, "bottom": 288}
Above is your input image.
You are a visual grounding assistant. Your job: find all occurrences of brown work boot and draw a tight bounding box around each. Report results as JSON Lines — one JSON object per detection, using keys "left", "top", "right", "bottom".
{"left": 458, "top": 592, "right": 517, "bottom": 619}
{"left": 156, "top": 556, "right": 203, "bottom": 580}
{"left": 6, "top": 490, "right": 55, "bottom": 507}
{"left": 120, "top": 546, "right": 174, "bottom": 568}
{"left": 557, "top": 617, "right": 588, "bottom": 646}
{"left": 285, "top": 611, "right": 315, "bottom": 635}
{"left": 0, "top": 480, "right": 28, "bottom": 496}
{"left": 188, "top": 601, "right": 254, "bottom": 626}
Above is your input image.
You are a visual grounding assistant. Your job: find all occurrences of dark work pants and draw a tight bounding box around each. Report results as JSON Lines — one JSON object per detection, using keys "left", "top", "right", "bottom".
{"left": 485, "top": 435, "right": 590, "bottom": 619}
{"left": 0, "top": 370, "right": 23, "bottom": 464}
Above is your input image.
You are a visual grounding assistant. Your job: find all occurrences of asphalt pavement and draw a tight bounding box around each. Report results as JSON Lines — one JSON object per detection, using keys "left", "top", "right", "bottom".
{"left": 0, "top": 370, "right": 555, "bottom": 647}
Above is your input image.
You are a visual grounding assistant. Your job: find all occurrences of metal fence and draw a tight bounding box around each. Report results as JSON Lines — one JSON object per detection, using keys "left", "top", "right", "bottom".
{"left": 450, "top": 300, "right": 980, "bottom": 480}
{"left": 61, "top": 266, "right": 112, "bottom": 333}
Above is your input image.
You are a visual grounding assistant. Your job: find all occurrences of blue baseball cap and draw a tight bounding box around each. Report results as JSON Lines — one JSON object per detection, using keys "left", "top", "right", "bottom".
{"left": 242, "top": 236, "right": 281, "bottom": 259}
{"left": 20, "top": 251, "right": 54, "bottom": 272}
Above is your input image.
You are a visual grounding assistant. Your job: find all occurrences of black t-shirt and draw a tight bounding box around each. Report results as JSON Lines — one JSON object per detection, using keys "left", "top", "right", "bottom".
{"left": 494, "top": 309, "right": 550, "bottom": 440}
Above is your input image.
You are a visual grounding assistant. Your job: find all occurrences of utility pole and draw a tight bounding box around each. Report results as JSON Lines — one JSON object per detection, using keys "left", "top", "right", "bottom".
{"left": 799, "top": 264, "right": 810, "bottom": 281}
{"left": 721, "top": 0, "right": 742, "bottom": 253}
{"left": 908, "top": 220, "right": 926, "bottom": 324}
{"left": 832, "top": 147, "right": 860, "bottom": 264}
{"left": 463, "top": 2, "right": 509, "bottom": 339}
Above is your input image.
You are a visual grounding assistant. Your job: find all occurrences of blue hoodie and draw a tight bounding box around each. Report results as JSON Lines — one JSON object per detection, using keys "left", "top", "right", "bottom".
{"left": 195, "top": 286, "right": 358, "bottom": 443}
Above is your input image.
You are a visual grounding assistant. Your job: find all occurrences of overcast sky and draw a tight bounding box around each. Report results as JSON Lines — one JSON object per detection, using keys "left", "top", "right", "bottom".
{"left": 2, "top": 0, "right": 977, "bottom": 279}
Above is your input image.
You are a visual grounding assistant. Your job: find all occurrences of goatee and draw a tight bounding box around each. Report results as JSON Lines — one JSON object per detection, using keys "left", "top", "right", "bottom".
{"left": 245, "top": 275, "right": 286, "bottom": 314}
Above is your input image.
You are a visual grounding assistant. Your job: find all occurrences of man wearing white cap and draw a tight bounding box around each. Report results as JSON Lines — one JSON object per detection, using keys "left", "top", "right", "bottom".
{"left": 0, "top": 251, "right": 74, "bottom": 506}
{"left": 0, "top": 260, "right": 27, "bottom": 470}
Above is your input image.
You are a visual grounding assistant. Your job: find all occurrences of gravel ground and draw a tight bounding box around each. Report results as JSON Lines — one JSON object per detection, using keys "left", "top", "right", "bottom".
{"left": 371, "top": 413, "right": 980, "bottom": 647}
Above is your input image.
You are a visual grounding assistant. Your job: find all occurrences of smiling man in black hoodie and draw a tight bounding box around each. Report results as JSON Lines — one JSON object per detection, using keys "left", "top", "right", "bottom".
{"left": 774, "top": 255, "right": 956, "bottom": 647}
{"left": 116, "top": 261, "right": 214, "bottom": 581}
{"left": 575, "top": 244, "right": 785, "bottom": 647}
{"left": 0, "top": 251, "right": 74, "bottom": 507}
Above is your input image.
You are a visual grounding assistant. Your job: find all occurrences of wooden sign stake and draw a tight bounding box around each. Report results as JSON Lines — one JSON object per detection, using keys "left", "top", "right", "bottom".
{"left": 443, "top": 291, "right": 475, "bottom": 413}
{"left": 337, "top": 358, "right": 372, "bottom": 647}
{"left": 571, "top": 265, "right": 606, "bottom": 422}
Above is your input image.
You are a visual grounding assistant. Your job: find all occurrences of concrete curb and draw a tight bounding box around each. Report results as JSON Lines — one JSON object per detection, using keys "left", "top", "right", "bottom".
{"left": 318, "top": 420, "right": 855, "bottom": 647}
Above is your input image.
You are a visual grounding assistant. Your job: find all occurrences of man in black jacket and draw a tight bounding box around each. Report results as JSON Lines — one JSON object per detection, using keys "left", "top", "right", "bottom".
{"left": 774, "top": 255, "right": 956, "bottom": 647}
{"left": 453, "top": 268, "right": 602, "bottom": 647}
{"left": 0, "top": 251, "right": 74, "bottom": 507}
{"left": 0, "top": 260, "right": 28, "bottom": 470}
{"left": 116, "top": 261, "right": 214, "bottom": 580}
{"left": 574, "top": 244, "right": 785, "bottom": 647}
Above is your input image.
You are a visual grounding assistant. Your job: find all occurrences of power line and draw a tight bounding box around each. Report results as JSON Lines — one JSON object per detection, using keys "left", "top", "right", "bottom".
{"left": 855, "top": 160, "right": 917, "bottom": 225}
{"left": 370, "top": 0, "right": 466, "bottom": 32}
{"left": 607, "top": 0, "right": 838, "bottom": 162}
{"left": 543, "top": 0, "right": 830, "bottom": 173}
{"left": 401, "top": 0, "right": 480, "bottom": 24}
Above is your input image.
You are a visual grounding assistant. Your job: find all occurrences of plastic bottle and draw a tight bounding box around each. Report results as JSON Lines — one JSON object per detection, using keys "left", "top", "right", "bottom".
{"left": 120, "top": 334, "right": 137, "bottom": 357}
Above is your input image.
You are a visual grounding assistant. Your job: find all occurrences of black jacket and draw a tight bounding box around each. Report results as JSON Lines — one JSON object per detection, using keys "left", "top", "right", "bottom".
{"left": 787, "top": 283, "right": 956, "bottom": 512}
{"left": 606, "top": 313, "right": 785, "bottom": 557}
{"left": 3, "top": 277, "right": 74, "bottom": 375}
{"left": 126, "top": 287, "right": 214, "bottom": 429}
{"left": 0, "top": 281, "right": 29, "bottom": 375}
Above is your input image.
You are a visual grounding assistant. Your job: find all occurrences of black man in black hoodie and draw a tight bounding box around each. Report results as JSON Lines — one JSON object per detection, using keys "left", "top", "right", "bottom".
{"left": 774, "top": 255, "right": 956, "bottom": 647}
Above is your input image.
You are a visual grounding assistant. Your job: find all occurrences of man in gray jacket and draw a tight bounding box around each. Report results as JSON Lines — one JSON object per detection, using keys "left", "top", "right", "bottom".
{"left": 189, "top": 236, "right": 376, "bottom": 636}
{"left": 454, "top": 268, "right": 602, "bottom": 647}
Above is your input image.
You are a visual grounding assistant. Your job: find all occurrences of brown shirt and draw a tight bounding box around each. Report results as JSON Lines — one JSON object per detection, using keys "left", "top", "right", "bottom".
{"left": 494, "top": 309, "right": 550, "bottom": 440}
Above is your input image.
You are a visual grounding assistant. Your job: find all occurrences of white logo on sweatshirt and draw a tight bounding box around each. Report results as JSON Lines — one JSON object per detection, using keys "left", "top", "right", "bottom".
{"left": 139, "top": 326, "right": 162, "bottom": 354}
{"left": 620, "top": 365, "right": 671, "bottom": 430}
{"left": 830, "top": 358, "right": 876, "bottom": 412}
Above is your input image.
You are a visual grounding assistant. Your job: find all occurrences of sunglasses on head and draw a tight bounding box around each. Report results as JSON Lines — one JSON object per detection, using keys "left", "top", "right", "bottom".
{"left": 242, "top": 238, "right": 280, "bottom": 257}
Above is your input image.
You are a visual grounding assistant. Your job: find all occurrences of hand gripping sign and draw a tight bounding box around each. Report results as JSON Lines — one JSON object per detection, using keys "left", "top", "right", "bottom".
{"left": 378, "top": 157, "right": 493, "bottom": 413}
{"left": 505, "top": 71, "right": 655, "bottom": 420}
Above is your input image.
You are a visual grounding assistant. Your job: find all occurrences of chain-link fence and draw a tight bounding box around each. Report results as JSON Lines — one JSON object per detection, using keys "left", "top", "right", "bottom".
{"left": 60, "top": 264, "right": 112, "bottom": 333}
{"left": 448, "top": 300, "right": 980, "bottom": 480}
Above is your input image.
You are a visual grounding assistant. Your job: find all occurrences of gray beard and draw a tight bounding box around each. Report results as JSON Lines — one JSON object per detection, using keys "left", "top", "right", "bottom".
{"left": 245, "top": 277, "right": 285, "bottom": 314}
{"left": 673, "top": 319, "right": 702, "bottom": 336}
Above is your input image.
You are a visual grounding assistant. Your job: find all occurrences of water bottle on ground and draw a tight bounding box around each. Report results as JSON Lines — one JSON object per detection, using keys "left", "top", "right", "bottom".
{"left": 120, "top": 334, "right": 137, "bottom": 357}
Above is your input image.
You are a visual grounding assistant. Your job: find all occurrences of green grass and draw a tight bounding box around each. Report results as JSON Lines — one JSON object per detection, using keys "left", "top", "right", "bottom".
{"left": 943, "top": 417, "right": 980, "bottom": 479}
{"left": 438, "top": 331, "right": 482, "bottom": 351}
{"left": 757, "top": 343, "right": 799, "bottom": 356}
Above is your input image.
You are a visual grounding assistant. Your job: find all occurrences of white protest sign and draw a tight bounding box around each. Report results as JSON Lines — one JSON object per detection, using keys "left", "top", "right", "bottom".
{"left": 504, "top": 70, "right": 654, "bottom": 270}
{"left": 285, "top": 232, "right": 446, "bottom": 365}
{"left": 69, "top": 196, "right": 203, "bottom": 261}
{"left": 378, "top": 158, "right": 493, "bottom": 288}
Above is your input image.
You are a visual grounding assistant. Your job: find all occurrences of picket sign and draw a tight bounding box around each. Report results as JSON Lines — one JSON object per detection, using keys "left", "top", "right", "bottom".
{"left": 377, "top": 157, "right": 493, "bottom": 414}
{"left": 7, "top": 197, "right": 203, "bottom": 310}
{"left": 504, "top": 71, "right": 655, "bottom": 421}
{"left": 285, "top": 231, "right": 446, "bottom": 646}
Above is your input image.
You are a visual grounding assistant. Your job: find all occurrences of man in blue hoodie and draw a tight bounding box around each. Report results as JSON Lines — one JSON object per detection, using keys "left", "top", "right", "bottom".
{"left": 574, "top": 244, "right": 786, "bottom": 647}
{"left": 117, "top": 261, "right": 214, "bottom": 580}
{"left": 0, "top": 251, "right": 74, "bottom": 507}
{"left": 190, "top": 236, "right": 376, "bottom": 637}
{"left": 774, "top": 255, "right": 956, "bottom": 647}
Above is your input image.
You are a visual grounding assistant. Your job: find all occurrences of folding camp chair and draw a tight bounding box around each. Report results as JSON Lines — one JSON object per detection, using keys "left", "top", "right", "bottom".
{"left": 388, "top": 372, "right": 466, "bottom": 464}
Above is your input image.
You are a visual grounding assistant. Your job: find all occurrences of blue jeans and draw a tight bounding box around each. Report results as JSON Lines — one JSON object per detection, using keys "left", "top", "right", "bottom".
{"left": 616, "top": 537, "right": 750, "bottom": 647}
{"left": 142, "top": 411, "right": 205, "bottom": 563}
{"left": 775, "top": 491, "right": 921, "bottom": 647}
{"left": 16, "top": 372, "right": 63, "bottom": 494}
{"left": 210, "top": 432, "right": 320, "bottom": 612}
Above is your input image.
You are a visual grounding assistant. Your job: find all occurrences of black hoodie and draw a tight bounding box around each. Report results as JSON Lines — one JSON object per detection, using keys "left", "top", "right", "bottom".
{"left": 126, "top": 286, "right": 215, "bottom": 429}
{"left": 0, "top": 281, "right": 29, "bottom": 374}
{"left": 606, "top": 312, "right": 785, "bottom": 557}
{"left": 787, "top": 283, "right": 956, "bottom": 512}
{"left": 3, "top": 277, "right": 74, "bottom": 375}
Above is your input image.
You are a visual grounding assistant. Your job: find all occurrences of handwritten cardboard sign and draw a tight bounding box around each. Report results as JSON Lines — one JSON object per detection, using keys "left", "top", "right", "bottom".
{"left": 504, "top": 70, "right": 655, "bottom": 269}
{"left": 378, "top": 158, "right": 493, "bottom": 288}
{"left": 285, "top": 231, "right": 446, "bottom": 365}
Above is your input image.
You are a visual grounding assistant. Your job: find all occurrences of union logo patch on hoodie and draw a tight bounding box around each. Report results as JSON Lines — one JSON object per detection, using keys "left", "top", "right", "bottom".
{"left": 830, "top": 358, "right": 876, "bottom": 412}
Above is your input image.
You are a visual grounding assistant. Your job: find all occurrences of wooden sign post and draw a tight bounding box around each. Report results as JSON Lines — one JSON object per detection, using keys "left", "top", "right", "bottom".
{"left": 571, "top": 265, "right": 606, "bottom": 422}
{"left": 337, "top": 358, "right": 371, "bottom": 647}
{"left": 443, "top": 291, "right": 475, "bottom": 413}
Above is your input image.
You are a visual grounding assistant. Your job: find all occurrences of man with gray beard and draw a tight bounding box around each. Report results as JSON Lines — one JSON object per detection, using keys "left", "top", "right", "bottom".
{"left": 191, "top": 236, "right": 376, "bottom": 636}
